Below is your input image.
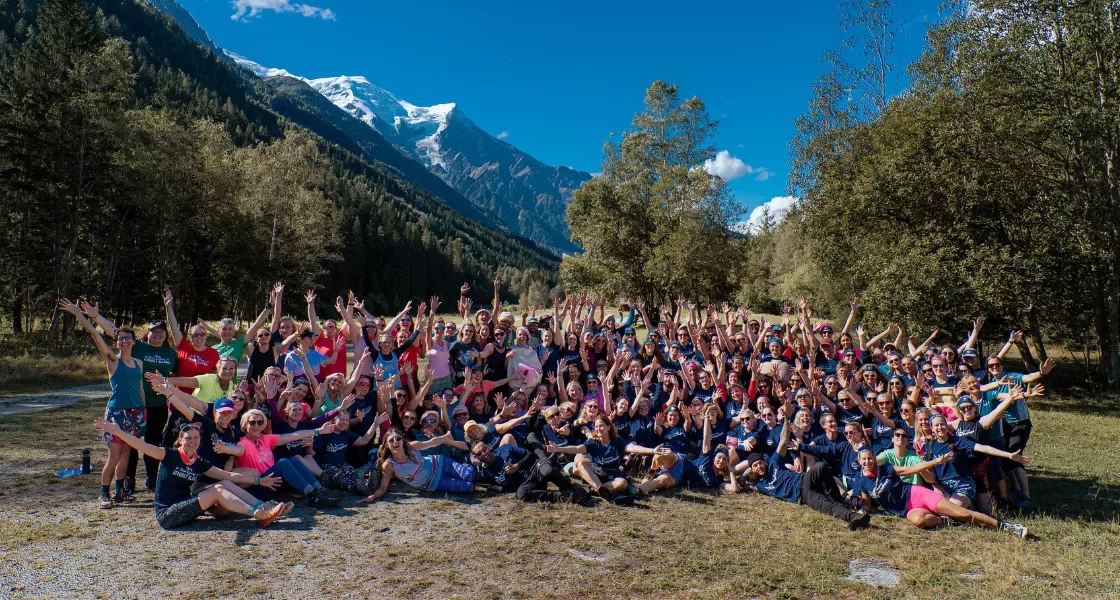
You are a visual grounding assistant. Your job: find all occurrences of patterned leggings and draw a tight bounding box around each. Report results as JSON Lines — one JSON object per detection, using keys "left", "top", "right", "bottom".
{"left": 320, "top": 464, "right": 367, "bottom": 495}
{"left": 430, "top": 456, "right": 476, "bottom": 493}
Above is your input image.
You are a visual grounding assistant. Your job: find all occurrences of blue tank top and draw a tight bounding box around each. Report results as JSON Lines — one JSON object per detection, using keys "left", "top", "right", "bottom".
{"left": 108, "top": 356, "right": 144, "bottom": 409}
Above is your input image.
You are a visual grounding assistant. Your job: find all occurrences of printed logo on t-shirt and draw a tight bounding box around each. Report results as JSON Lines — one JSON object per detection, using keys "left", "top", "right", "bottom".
{"left": 171, "top": 466, "right": 199, "bottom": 482}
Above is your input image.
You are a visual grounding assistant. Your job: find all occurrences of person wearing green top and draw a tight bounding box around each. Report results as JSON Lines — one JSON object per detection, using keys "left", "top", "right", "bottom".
{"left": 79, "top": 294, "right": 180, "bottom": 495}
{"left": 876, "top": 427, "right": 931, "bottom": 486}
{"left": 197, "top": 301, "right": 272, "bottom": 379}
{"left": 166, "top": 357, "right": 238, "bottom": 404}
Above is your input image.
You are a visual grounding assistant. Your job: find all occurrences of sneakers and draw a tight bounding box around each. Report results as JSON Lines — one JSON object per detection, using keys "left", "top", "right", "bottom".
{"left": 939, "top": 516, "right": 954, "bottom": 528}
{"left": 308, "top": 488, "right": 342, "bottom": 508}
{"left": 609, "top": 493, "right": 636, "bottom": 507}
{"left": 98, "top": 494, "right": 114, "bottom": 510}
{"left": 998, "top": 521, "right": 1029, "bottom": 539}
{"left": 255, "top": 501, "right": 294, "bottom": 527}
{"left": 848, "top": 511, "right": 871, "bottom": 531}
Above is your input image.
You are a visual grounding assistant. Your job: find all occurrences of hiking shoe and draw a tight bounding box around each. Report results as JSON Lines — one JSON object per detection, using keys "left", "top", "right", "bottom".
{"left": 309, "top": 488, "right": 342, "bottom": 508}
{"left": 609, "top": 493, "right": 636, "bottom": 507}
{"left": 98, "top": 494, "right": 114, "bottom": 510}
{"left": 939, "top": 516, "right": 954, "bottom": 528}
{"left": 256, "top": 501, "right": 293, "bottom": 528}
{"left": 597, "top": 485, "right": 613, "bottom": 500}
{"left": 999, "top": 521, "right": 1028, "bottom": 539}
{"left": 848, "top": 511, "right": 871, "bottom": 531}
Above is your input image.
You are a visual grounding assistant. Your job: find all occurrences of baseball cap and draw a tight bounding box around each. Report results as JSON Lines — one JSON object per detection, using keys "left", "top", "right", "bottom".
{"left": 148, "top": 319, "right": 167, "bottom": 331}
{"left": 214, "top": 398, "right": 236, "bottom": 414}
{"left": 961, "top": 348, "right": 978, "bottom": 357}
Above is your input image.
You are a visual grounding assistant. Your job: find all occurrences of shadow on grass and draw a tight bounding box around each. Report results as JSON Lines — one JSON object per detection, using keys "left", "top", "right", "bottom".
{"left": 1026, "top": 470, "right": 1120, "bottom": 523}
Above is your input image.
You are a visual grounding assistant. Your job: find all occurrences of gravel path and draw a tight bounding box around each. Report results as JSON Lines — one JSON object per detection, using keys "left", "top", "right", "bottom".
{"left": 0, "top": 384, "right": 109, "bottom": 418}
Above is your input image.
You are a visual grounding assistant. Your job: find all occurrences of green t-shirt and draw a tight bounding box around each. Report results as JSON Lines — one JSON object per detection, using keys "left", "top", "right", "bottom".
{"left": 191, "top": 374, "right": 232, "bottom": 404}
{"left": 877, "top": 449, "right": 924, "bottom": 485}
{"left": 213, "top": 337, "right": 248, "bottom": 361}
{"left": 213, "top": 337, "right": 248, "bottom": 382}
{"left": 132, "top": 341, "right": 178, "bottom": 408}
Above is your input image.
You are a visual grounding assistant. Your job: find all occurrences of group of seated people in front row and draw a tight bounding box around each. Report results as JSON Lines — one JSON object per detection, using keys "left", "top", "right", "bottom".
{"left": 61, "top": 282, "right": 1051, "bottom": 538}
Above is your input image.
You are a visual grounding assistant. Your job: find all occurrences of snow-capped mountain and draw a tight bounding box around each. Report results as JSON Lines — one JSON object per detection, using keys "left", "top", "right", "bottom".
{"left": 233, "top": 55, "right": 589, "bottom": 252}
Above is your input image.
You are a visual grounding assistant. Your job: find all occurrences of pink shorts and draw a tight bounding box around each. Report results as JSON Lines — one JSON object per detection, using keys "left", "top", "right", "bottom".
{"left": 905, "top": 484, "right": 943, "bottom": 514}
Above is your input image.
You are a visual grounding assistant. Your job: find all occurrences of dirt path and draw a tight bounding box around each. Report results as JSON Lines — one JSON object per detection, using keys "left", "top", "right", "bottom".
{"left": 0, "top": 383, "right": 109, "bottom": 418}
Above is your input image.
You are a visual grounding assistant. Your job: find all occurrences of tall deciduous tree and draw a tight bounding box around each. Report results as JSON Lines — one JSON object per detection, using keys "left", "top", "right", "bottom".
{"left": 562, "top": 81, "right": 741, "bottom": 312}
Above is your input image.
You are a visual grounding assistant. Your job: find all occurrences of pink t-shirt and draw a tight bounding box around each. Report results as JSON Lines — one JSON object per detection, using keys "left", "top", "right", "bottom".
{"left": 235, "top": 434, "right": 279, "bottom": 472}
{"left": 428, "top": 346, "right": 451, "bottom": 379}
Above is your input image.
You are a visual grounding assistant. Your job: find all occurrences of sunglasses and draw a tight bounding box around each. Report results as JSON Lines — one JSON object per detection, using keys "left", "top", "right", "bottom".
{"left": 248, "top": 419, "right": 265, "bottom": 426}
{"left": 190, "top": 332, "right": 207, "bottom": 338}
{"left": 117, "top": 337, "right": 134, "bottom": 342}
{"left": 387, "top": 437, "right": 403, "bottom": 444}
{"left": 256, "top": 332, "right": 270, "bottom": 338}
{"left": 892, "top": 432, "right": 909, "bottom": 439}
{"left": 422, "top": 418, "right": 437, "bottom": 424}
{"left": 454, "top": 413, "right": 469, "bottom": 419}
{"left": 402, "top": 415, "right": 416, "bottom": 420}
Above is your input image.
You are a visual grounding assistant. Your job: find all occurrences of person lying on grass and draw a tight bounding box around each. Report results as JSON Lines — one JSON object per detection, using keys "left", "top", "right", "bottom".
{"left": 359, "top": 426, "right": 478, "bottom": 502}
{"left": 94, "top": 418, "right": 292, "bottom": 530}
{"left": 544, "top": 415, "right": 669, "bottom": 505}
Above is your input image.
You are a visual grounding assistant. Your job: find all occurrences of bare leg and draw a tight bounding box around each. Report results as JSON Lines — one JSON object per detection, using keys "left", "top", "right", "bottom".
{"left": 500, "top": 434, "right": 518, "bottom": 448}
{"left": 608, "top": 477, "right": 629, "bottom": 493}
{"left": 935, "top": 498, "right": 998, "bottom": 528}
{"left": 638, "top": 473, "right": 675, "bottom": 494}
{"left": 197, "top": 482, "right": 254, "bottom": 515}
{"left": 102, "top": 443, "right": 124, "bottom": 486}
{"left": 573, "top": 456, "right": 603, "bottom": 489}
{"left": 114, "top": 448, "right": 132, "bottom": 481}
{"left": 948, "top": 493, "right": 971, "bottom": 509}
{"left": 905, "top": 508, "right": 942, "bottom": 529}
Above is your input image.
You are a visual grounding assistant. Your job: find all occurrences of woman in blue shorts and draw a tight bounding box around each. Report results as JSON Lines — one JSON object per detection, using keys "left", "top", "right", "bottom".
{"left": 359, "top": 427, "right": 477, "bottom": 502}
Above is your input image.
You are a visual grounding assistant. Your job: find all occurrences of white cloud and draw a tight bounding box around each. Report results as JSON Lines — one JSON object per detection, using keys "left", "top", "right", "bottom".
{"left": 738, "top": 195, "right": 799, "bottom": 233}
{"left": 231, "top": 0, "right": 335, "bottom": 21}
{"left": 702, "top": 150, "right": 772, "bottom": 182}
{"left": 497, "top": 131, "right": 510, "bottom": 140}
{"left": 703, "top": 150, "right": 750, "bottom": 180}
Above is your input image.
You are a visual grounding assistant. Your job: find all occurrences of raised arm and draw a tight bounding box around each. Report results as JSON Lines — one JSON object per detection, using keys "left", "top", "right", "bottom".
{"left": 274, "top": 422, "right": 335, "bottom": 446}
{"left": 79, "top": 300, "right": 118, "bottom": 338}
{"left": 95, "top": 417, "right": 165, "bottom": 461}
{"left": 305, "top": 290, "right": 322, "bottom": 336}
{"left": 1021, "top": 359, "right": 1055, "bottom": 384}
{"left": 383, "top": 301, "right": 414, "bottom": 336}
{"left": 908, "top": 329, "right": 939, "bottom": 359}
{"left": 163, "top": 290, "right": 183, "bottom": 346}
{"left": 148, "top": 374, "right": 207, "bottom": 417}
{"left": 58, "top": 299, "right": 115, "bottom": 362}
{"left": 996, "top": 330, "right": 1022, "bottom": 360}
{"left": 865, "top": 324, "right": 893, "bottom": 349}
{"left": 244, "top": 303, "right": 271, "bottom": 345}
{"left": 269, "top": 282, "right": 284, "bottom": 334}
{"left": 957, "top": 316, "right": 984, "bottom": 354}
{"left": 839, "top": 298, "right": 859, "bottom": 336}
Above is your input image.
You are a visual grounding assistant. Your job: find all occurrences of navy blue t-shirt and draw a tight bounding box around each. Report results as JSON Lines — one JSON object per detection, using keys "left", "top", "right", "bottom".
{"left": 753, "top": 452, "right": 801, "bottom": 504}
{"left": 927, "top": 434, "right": 978, "bottom": 481}
{"left": 313, "top": 431, "right": 359, "bottom": 466}
{"left": 154, "top": 448, "right": 214, "bottom": 508}
{"left": 583, "top": 437, "right": 628, "bottom": 473}
{"left": 851, "top": 463, "right": 911, "bottom": 516}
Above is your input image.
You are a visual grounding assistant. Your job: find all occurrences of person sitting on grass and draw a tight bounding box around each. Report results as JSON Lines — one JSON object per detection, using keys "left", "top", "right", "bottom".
{"left": 223, "top": 409, "right": 343, "bottom": 508}
{"left": 358, "top": 427, "right": 478, "bottom": 502}
{"left": 636, "top": 404, "right": 733, "bottom": 495}
{"left": 851, "top": 447, "right": 1028, "bottom": 538}
{"left": 311, "top": 409, "right": 384, "bottom": 497}
{"left": 94, "top": 418, "right": 292, "bottom": 530}
{"left": 545, "top": 415, "right": 669, "bottom": 505}
{"left": 740, "top": 420, "right": 872, "bottom": 531}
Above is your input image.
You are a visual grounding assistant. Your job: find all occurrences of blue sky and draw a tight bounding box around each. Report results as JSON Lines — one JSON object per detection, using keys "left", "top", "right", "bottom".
{"left": 181, "top": 0, "right": 942, "bottom": 218}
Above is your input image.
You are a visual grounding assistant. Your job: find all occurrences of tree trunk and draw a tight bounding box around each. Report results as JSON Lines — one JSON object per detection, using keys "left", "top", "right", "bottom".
{"left": 1091, "top": 273, "right": 1114, "bottom": 385}
{"left": 1026, "top": 305, "right": 1047, "bottom": 364}
{"left": 12, "top": 293, "right": 23, "bottom": 335}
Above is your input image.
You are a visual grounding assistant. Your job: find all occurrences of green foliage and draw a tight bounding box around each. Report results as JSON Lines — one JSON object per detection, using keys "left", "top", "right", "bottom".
{"left": 563, "top": 80, "right": 742, "bottom": 311}
{"left": 0, "top": 0, "right": 558, "bottom": 337}
{"left": 781, "top": 0, "right": 1120, "bottom": 385}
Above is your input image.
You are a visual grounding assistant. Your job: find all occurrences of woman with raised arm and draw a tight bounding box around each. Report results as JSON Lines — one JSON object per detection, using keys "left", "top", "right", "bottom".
{"left": 358, "top": 427, "right": 477, "bottom": 502}
{"left": 79, "top": 296, "right": 179, "bottom": 498}
{"left": 94, "top": 418, "right": 291, "bottom": 529}
{"left": 851, "top": 447, "right": 1027, "bottom": 537}
{"left": 925, "top": 413, "right": 1029, "bottom": 509}
{"left": 59, "top": 298, "right": 146, "bottom": 509}
{"left": 224, "top": 409, "right": 343, "bottom": 508}
{"left": 637, "top": 404, "right": 725, "bottom": 495}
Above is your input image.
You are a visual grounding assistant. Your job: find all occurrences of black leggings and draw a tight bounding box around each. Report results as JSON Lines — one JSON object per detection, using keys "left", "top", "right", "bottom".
{"left": 516, "top": 458, "right": 575, "bottom": 503}
{"left": 800, "top": 462, "right": 860, "bottom": 522}
{"left": 127, "top": 405, "right": 169, "bottom": 488}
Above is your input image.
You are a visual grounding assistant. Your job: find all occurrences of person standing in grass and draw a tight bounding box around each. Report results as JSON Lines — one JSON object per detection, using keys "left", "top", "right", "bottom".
{"left": 79, "top": 294, "right": 179, "bottom": 497}
{"left": 59, "top": 298, "right": 145, "bottom": 510}
{"left": 94, "top": 418, "right": 292, "bottom": 529}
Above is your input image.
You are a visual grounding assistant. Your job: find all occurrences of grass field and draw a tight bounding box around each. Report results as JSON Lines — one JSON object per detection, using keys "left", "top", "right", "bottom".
{"left": 0, "top": 392, "right": 1118, "bottom": 599}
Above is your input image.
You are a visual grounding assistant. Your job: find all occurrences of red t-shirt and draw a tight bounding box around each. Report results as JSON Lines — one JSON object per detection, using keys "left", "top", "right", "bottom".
{"left": 314, "top": 332, "right": 347, "bottom": 379}
{"left": 176, "top": 337, "right": 220, "bottom": 392}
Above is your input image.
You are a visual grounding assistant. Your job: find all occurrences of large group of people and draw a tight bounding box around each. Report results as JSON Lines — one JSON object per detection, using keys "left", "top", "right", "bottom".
{"left": 60, "top": 282, "right": 1053, "bottom": 537}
